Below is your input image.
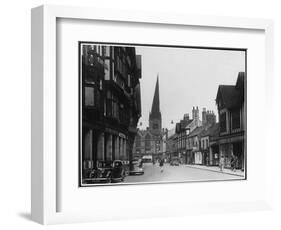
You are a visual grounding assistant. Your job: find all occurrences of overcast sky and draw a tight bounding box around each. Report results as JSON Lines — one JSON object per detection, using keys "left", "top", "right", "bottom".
{"left": 135, "top": 46, "right": 245, "bottom": 130}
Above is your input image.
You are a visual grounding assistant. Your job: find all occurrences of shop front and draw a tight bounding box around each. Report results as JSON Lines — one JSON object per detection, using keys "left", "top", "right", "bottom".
{"left": 209, "top": 144, "right": 219, "bottom": 166}
{"left": 217, "top": 135, "right": 244, "bottom": 169}
{"left": 194, "top": 151, "right": 203, "bottom": 165}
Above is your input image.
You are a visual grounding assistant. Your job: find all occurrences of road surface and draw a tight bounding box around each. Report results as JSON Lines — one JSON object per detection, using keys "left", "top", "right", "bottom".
{"left": 123, "top": 163, "right": 242, "bottom": 183}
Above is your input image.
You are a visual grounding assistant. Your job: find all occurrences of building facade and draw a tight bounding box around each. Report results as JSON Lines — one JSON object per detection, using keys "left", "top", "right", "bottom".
{"left": 174, "top": 114, "right": 192, "bottom": 163}
{"left": 81, "top": 44, "right": 142, "bottom": 178}
{"left": 174, "top": 107, "right": 216, "bottom": 165}
{"left": 215, "top": 72, "right": 245, "bottom": 169}
{"left": 200, "top": 123, "right": 220, "bottom": 166}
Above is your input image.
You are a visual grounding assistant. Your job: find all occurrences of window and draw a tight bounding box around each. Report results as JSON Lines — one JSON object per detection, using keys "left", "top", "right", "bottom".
{"left": 232, "top": 109, "right": 241, "bottom": 130}
{"left": 111, "top": 48, "right": 114, "bottom": 60}
{"left": 104, "top": 46, "right": 110, "bottom": 57}
{"left": 220, "top": 112, "right": 227, "bottom": 133}
{"left": 128, "top": 74, "right": 131, "bottom": 87}
{"left": 112, "top": 95, "right": 119, "bottom": 119}
{"left": 106, "top": 91, "right": 112, "bottom": 117}
{"left": 84, "top": 87, "right": 95, "bottom": 106}
{"left": 104, "top": 59, "right": 110, "bottom": 80}
{"left": 103, "top": 99, "right": 106, "bottom": 116}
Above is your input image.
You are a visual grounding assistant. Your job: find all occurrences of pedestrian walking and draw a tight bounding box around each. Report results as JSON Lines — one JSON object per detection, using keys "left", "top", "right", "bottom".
{"left": 159, "top": 158, "right": 164, "bottom": 173}
{"left": 230, "top": 155, "right": 235, "bottom": 171}
{"left": 233, "top": 155, "right": 238, "bottom": 172}
{"left": 139, "top": 159, "right": 143, "bottom": 168}
{"left": 219, "top": 156, "right": 224, "bottom": 172}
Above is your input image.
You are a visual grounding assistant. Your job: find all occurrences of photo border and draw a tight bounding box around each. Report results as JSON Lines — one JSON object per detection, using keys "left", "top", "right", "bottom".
{"left": 78, "top": 41, "right": 247, "bottom": 187}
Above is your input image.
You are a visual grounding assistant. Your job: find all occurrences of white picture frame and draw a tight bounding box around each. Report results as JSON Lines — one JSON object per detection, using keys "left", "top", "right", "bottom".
{"left": 31, "top": 4, "right": 274, "bottom": 225}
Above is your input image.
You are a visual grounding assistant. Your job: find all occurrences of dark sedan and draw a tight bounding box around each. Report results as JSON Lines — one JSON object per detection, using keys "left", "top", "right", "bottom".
{"left": 129, "top": 159, "right": 144, "bottom": 175}
{"left": 111, "top": 160, "right": 126, "bottom": 183}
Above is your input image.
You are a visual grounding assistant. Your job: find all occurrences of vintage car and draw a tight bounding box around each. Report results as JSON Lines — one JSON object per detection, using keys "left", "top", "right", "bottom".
{"left": 142, "top": 155, "right": 153, "bottom": 163}
{"left": 111, "top": 160, "right": 126, "bottom": 183}
{"left": 83, "top": 161, "right": 112, "bottom": 184}
{"left": 170, "top": 157, "right": 180, "bottom": 166}
{"left": 129, "top": 159, "right": 144, "bottom": 175}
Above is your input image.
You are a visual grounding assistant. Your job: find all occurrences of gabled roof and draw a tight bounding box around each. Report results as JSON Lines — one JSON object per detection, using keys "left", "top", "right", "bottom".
{"left": 176, "top": 119, "right": 193, "bottom": 133}
{"left": 216, "top": 72, "right": 245, "bottom": 109}
{"left": 188, "top": 126, "right": 205, "bottom": 138}
{"left": 200, "top": 123, "right": 220, "bottom": 138}
{"left": 180, "top": 119, "right": 192, "bottom": 129}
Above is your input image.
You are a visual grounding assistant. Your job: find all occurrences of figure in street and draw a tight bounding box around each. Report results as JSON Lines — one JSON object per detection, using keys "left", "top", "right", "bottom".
{"left": 219, "top": 155, "right": 224, "bottom": 172}
{"left": 230, "top": 155, "right": 235, "bottom": 171}
{"left": 230, "top": 155, "right": 239, "bottom": 172}
{"left": 159, "top": 158, "right": 164, "bottom": 173}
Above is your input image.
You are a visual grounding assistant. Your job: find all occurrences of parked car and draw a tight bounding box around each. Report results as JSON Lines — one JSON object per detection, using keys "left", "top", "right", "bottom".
{"left": 83, "top": 161, "right": 112, "bottom": 184}
{"left": 142, "top": 155, "right": 153, "bottom": 163}
{"left": 129, "top": 159, "right": 144, "bottom": 175}
{"left": 170, "top": 157, "right": 180, "bottom": 166}
{"left": 111, "top": 160, "right": 126, "bottom": 183}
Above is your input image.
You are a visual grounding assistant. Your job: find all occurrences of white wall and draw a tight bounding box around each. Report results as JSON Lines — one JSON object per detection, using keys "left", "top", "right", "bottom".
{"left": 0, "top": 0, "right": 280, "bottom": 229}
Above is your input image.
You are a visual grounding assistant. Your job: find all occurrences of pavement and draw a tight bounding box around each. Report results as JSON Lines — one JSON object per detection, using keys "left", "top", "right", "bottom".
{"left": 184, "top": 164, "right": 245, "bottom": 177}
{"left": 123, "top": 163, "right": 244, "bottom": 184}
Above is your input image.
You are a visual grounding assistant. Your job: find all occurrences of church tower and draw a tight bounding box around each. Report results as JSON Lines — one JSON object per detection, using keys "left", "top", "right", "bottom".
{"left": 149, "top": 75, "right": 162, "bottom": 135}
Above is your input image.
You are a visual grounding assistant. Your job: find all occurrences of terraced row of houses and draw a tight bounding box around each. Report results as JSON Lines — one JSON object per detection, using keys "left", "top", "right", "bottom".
{"left": 165, "top": 72, "right": 245, "bottom": 170}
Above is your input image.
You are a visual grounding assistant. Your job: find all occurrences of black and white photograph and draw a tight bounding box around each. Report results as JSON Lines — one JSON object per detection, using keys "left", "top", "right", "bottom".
{"left": 79, "top": 42, "right": 246, "bottom": 186}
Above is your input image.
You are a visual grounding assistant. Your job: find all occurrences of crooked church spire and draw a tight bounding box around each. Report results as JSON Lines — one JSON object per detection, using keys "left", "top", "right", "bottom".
{"left": 149, "top": 75, "right": 162, "bottom": 135}
{"left": 150, "top": 75, "right": 161, "bottom": 117}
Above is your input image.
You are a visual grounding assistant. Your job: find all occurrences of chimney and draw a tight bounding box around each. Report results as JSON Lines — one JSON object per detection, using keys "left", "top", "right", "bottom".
{"left": 192, "top": 107, "right": 195, "bottom": 120}
{"left": 184, "top": 113, "right": 190, "bottom": 121}
{"left": 202, "top": 108, "right": 207, "bottom": 126}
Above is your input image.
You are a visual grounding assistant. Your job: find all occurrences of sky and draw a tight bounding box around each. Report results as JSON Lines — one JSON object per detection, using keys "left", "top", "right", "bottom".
{"left": 135, "top": 46, "right": 245, "bottom": 130}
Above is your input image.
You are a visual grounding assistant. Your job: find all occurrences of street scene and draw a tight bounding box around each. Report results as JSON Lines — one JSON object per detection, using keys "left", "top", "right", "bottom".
{"left": 79, "top": 43, "right": 246, "bottom": 186}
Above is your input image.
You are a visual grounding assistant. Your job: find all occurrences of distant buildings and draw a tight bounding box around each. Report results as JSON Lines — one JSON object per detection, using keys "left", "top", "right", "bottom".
{"left": 200, "top": 123, "right": 220, "bottom": 165}
{"left": 184, "top": 108, "right": 216, "bottom": 164}
{"left": 133, "top": 76, "right": 165, "bottom": 160}
{"left": 81, "top": 44, "right": 142, "bottom": 178}
{"left": 172, "top": 106, "right": 216, "bottom": 164}
{"left": 165, "top": 72, "right": 245, "bottom": 170}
